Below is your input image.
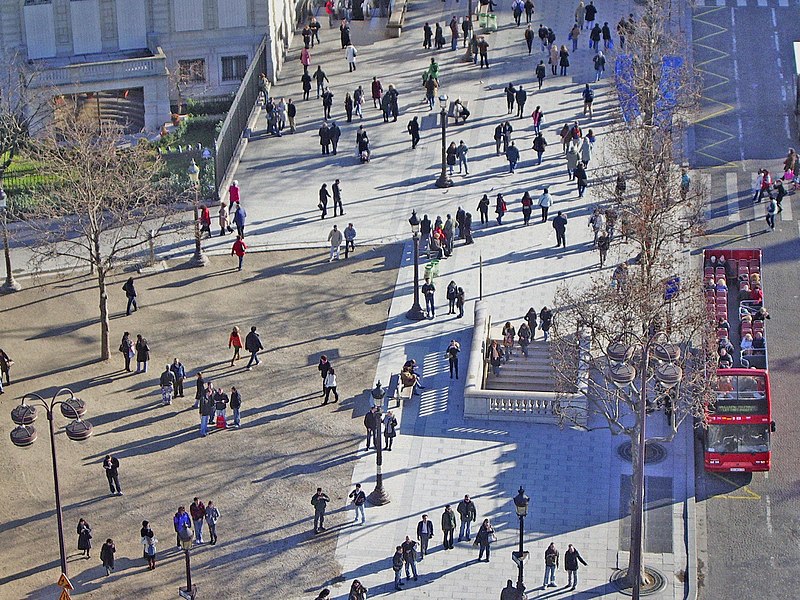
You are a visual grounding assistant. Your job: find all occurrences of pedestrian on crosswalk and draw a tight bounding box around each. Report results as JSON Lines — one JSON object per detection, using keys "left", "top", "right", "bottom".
{"left": 766, "top": 198, "right": 777, "bottom": 232}
{"left": 773, "top": 178, "right": 786, "bottom": 212}
{"left": 753, "top": 168, "right": 774, "bottom": 203}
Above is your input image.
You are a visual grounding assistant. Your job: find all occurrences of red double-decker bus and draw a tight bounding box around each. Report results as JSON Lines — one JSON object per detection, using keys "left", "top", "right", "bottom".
{"left": 702, "top": 248, "right": 774, "bottom": 472}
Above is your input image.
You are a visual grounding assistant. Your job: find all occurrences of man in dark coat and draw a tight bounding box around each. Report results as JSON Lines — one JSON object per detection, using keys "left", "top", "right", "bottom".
{"left": 244, "top": 326, "right": 263, "bottom": 369}
{"left": 407, "top": 117, "right": 420, "bottom": 149}
{"left": 329, "top": 121, "right": 341, "bottom": 155}
{"left": 319, "top": 123, "right": 331, "bottom": 155}
{"left": 313, "top": 66, "right": 328, "bottom": 98}
{"left": 552, "top": 211, "right": 568, "bottom": 248}
{"left": 122, "top": 277, "right": 137, "bottom": 315}
{"left": 321, "top": 88, "right": 334, "bottom": 119}
{"left": 102, "top": 455, "right": 122, "bottom": 496}
{"left": 364, "top": 406, "right": 379, "bottom": 449}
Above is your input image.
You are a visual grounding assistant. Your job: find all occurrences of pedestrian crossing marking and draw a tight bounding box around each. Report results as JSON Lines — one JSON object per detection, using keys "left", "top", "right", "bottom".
{"left": 725, "top": 172, "right": 739, "bottom": 222}
{"left": 780, "top": 192, "right": 793, "bottom": 220}
{"left": 699, "top": 0, "right": 791, "bottom": 5}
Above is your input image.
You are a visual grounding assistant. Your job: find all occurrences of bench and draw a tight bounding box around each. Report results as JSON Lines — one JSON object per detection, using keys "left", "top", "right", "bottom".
{"left": 398, "top": 376, "right": 415, "bottom": 404}
{"left": 386, "top": 0, "right": 408, "bottom": 38}
{"left": 447, "top": 100, "right": 470, "bottom": 124}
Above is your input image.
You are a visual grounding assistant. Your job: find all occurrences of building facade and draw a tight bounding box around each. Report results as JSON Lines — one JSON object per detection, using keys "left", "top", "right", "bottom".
{"left": 1, "top": 0, "right": 296, "bottom": 132}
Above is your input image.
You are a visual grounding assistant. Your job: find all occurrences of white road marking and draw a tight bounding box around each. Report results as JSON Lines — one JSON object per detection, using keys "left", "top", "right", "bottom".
{"left": 780, "top": 195, "right": 793, "bottom": 220}
{"left": 758, "top": 0, "right": 768, "bottom": 6}
{"left": 746, "top": 220, "right": 751, "bottom": 239}
{"left": 779, "top": 0, "right": 788, "bottom": 6}
{"left": 716, "top": 0, "right": 726, "bottom": 6}
{"left": 773, "top": 31, "right": 780, "bottom": 53}
{"left": 781, "top": 85, "right": 787, "bottom": 102}
{"left": 726, "top": 173, "right": 739, "bottom": 222}
{"left": 737, "top": 117, "right": 745, "bottom": 162}
{"left": 771, "top": 7, "right": 778, "bottom": 27}
{"left": 737, "top": 0, "right": 747, "bottom": 5}
{"left": 785, "top": 115, "right": 793, "bottom": 140}
{"left": 765, "top": 494, "right": 773, "bottom": 535}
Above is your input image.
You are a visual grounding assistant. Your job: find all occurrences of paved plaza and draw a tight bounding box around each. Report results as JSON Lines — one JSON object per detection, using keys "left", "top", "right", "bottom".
{"left": 0, "top": 0, "right": 699, "bottom": 598}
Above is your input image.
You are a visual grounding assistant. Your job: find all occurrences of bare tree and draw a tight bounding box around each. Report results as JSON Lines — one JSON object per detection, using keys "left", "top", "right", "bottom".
{"left": 550, "top": 0, "right": 713, "bottom": 593}
{"left": 25, "top": 108, "right": 173, "bottom": 360}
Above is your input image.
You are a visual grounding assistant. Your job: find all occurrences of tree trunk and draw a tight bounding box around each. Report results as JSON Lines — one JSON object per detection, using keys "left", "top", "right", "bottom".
{"left": 98, "top": 269, "right": 110, "bottom": 361}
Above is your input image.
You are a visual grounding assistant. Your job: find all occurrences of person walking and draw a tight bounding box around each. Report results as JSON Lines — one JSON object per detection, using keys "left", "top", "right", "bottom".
{"left": 103, "top": 455, "right": 122, "bottom": 496}
{"left": 504, "top": 83, "right": 517, "bottom": 114}
{"left": 203, "top": 501, "right": 220, "bottom": 545}
{"left": 349, "top": 483, "right": 367, "bottom": 524}
{"left": 229, "top": 386, "right": 242, "bottom": 428}
{"left": 542, "top": 542, "right": 560, "bottom": 588}
{"left": 231, "top": 235, "right": 246, "bottom": 271}
{"left": 401, "top": 536, "right": 419, "bottom": 582}
{"left": 170, "top": 358, "right": 186, "bottom": 398}
{"left": 457, "top": 140, "right": 469, "bottom": 174}
{"left": 417, "top": 514, "right": 434, "bottom": 558}
{"left": 344, "top": 92, "right": 354, "bottom": 123}
{"left": 539, "top": 188, "right": 552, "bottom": 222}
{"left": 457, "top": 495, "right": 477, "bottom": 541}
{"left": 311, "top": 487, "right": 330, "bottom": 533}
{"left": 525, "top": 24, "right": 534, "bottom": 54}
{"left": 328, "top": 224, "right": 343, "bottom": 262}
{"left": 495, "top": 193, "right": 507, "bottom": 225}
{"left": 319, "top": 183, "right": 330, "bottom": 218}
{"left": 329, "top": 120, "right": 341, "bottom": 155}
{"left": 518, "top": 321, "right": 531, "bottom": 357}
{"left": 407, "top": 116, "right": 420, "bottom": 149}
{"left": 134, "top": 334, "right": 150, "bottom": 373}
{"left": 588, "top": 207, "right": 604, "bottom": 247}
{"left": 323, "top": 366, "right": 339, "bottom": 403}
{"left": 100, "top": 539, "right": 116, "bottom": 576}
{"left": 218, "top": 203, "right": 232, "bottom": 236}
{"left": 593, "top": 50, "right": 606, "bottom": 81}
{"left": 525, "top": 306, "right": 538, "bottom": 339}
{"left": 441, "top": 504, "right": 457, "bottom": 549}
{"left": 549, "top": 43, "right": 559, "bottom": 76}
{"left": 530, "top": 105, "right": 543, "bottom": 135}
{"left": 319, "top": 121, "right": 331, "bottom": 155}
{"left": 321, "top": 88, "right": 334, "bottom": 120}
{"left": 532, "top": 131, "right": 547, "bottom": 165}
{"left": 158, "top": 365, "right": 175, "bottom": 406}
{"left": 318, "top": 355, "right": 332, "bottom": 395}
{"left": 564, "top": 543, "right": 588, "bottom": 590}
{"left": 536, "top": 60, "right": 546, "bottom": 89}
{"left": 582, "top": 83, "right": 595, "bottom": 117}
{"left": 540, "top": 306, "right": 553, "bottom": 341}
{"left": 141, "top": 523, "right": 157, "bottom": 570}
{"left": 343, "top": 223, "right": 356, "bottom": 258}
{"left": 346, "top": 43, "right": 358, "bottom": 71}
{"left": 574, "top": 161, "right": 588, "bottom": 197}
{"left": 570, "top": 22, "right": 580, "bottom": 52}
{"left": 422, "top": 278, "right": 436, "bottom": 318}
{"left": 364, "top": 405, "right": 378, "bottom": 447}
{"left": 199, "top": 205, "right": 212, "bottom": 238}
{"left": 515, "top": 87, "right": 527, "bottom": 119}
{"left": 478, "top": 194, "right": 490, "bottom": 225}
{"left": 521, "top": 191, "right": 533, "bottom": 226}
{"left": 384, "top": 409, "right": 397, "bottom": 449}
{"left": 575, "top": 0, "right": 585, "bottom": 28}
{"left": 77, "top": 518, "right": 92, "bottom": 558}
{"left": 392, "top": 546, "right": 405, "bottom": 590}
{"left": 589, "top": 22, "right": 601, "bottom": 51}
{"left": 122, "top": 277, "right": 138, "bottom": 315}
{"left": 506, "top": 141, "right": 520, "bottom": 173}
{"left": 766, "top": 197, "right": 777, "bottom": 232}
{"left": 456, "top": 286, "right": 465, "bottom": 317}
{"left": 584, "top": 0, "right": 597, "bottom": 30}
{"left": 553, "top": 211, "right": 568, "bottom": 248}
{"left": 173, "top": 506, "right": 191, "bottom": 547}
{"left": 475, "top": 519, "right": 495, "bottom": 562}
{"left": 446, "top": 280, "right": 458, "bottom": 314}
{"left": 371, "top": 76, "right": 383, "bottom": 109}
{"left": 190, "top": 498, "right": 206, "bottom": 543}
{"left": 477, "top": 36, "right": 489, "bottom": 68}
{"left": 559, "top": 45, "right": 570, "bottom": 76}
{"left": 119, "top": 332, "right": 134, "bottom": 372}
{"left": 446, "top": 339, "right": 460, "bottom": 379}
{"left": 302, "top": 71, "right": 312, "bottom": 100}
{"left": 566, "top": 145, "right": 579, "bottom": 180}
{"left": 602, "top": 21, "right": 612, "bottom": 48}
{"left": 332, "top": 179, "right": 344, "bottom": 216}
{"left": 228, "top": 326, "right": 243, "bottom": 366}
{"left": 287, "top": 98, "right": 297, "bottom": 132}
{"left": 244, "top": 326, "right": 263, "bottom": 370}
{"left": 233, "top": 204, "right": 247, "bottom": 238}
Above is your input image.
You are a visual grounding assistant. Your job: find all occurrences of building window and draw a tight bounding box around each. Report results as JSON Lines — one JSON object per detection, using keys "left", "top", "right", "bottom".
{"left": 221, "top": 55, "right": 248, "bottom": 82}
{"left": 179, "top": 59, "right": 206, "bottom": 83}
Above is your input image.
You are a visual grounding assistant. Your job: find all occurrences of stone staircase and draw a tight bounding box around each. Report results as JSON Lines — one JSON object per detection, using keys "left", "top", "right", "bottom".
{"left": 485, "top": 340, "right": 556, "bottom": 392}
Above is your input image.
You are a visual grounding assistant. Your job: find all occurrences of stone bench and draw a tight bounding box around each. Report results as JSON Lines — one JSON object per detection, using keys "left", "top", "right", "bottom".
{"left": 386, "top": 0, "right": 408, "bottom": 38}
{"left": 447, "top": 100, "right": 470, "bottom": 124}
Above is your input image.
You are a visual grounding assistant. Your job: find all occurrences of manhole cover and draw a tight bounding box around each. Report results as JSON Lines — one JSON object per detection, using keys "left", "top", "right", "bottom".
{"left": 610, "top": 566, "right": 667, "bottom": 596}
{"left": 617, "top": 441, "right": 668, "bottom": 465}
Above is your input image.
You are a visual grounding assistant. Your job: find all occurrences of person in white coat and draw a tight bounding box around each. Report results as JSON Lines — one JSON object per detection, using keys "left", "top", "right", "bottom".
{"left": 346, "top": 44, "right": 358, "bottom": 72}
{"left": 324, "top": 367, "right": 339, "bottom": 403}
{"left": 579, "top": 137, "right": 593, "bottom": 168}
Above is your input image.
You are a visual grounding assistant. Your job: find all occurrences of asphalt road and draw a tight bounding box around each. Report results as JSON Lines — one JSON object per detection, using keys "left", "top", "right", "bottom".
{"left": 689, "top": 2, "right": 800, "bottom": 598}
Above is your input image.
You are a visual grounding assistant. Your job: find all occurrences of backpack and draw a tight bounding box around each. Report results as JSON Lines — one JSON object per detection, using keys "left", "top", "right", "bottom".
{"left": 585, "top": 88, "right": 595, "bottom": 102}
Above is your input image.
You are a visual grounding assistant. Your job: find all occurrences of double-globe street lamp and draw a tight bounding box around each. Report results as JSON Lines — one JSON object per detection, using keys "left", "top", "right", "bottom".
{"left": 435, "top": 94, "right": 453, "bottom": 189}
{"left": 9, "top": 389, "right": 94, "bottom": 577}
{"left": 607, "top": 333, "right": 683, "bottom": 599}
{"left": 177, "top": 526, "right": 197, "bottom": 599}
{"left": 0, "top": 188, "right": 22, "bottom": 292}
{"left": 406, "top": 210, "right": 426, "bottom": 321}
{"left": 512, "top": 487, "right": 530, "bottom": 599}
{"left": 187, "top": 159, "right": 208, "bottom": 267}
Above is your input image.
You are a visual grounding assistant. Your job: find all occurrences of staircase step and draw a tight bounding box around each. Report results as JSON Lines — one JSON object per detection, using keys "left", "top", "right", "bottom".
{"left": 485, "top": 380, "right": 557, "bottom": 392}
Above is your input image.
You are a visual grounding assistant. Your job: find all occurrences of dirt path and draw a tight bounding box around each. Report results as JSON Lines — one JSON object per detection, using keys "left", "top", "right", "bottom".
{"left": 0, "top": 245, "right": 400, "bottom": 599}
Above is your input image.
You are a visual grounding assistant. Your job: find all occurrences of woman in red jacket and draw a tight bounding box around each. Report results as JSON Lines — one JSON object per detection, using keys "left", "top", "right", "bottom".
{"left": 228, "top": 326, "right": 243, "bottom": 366}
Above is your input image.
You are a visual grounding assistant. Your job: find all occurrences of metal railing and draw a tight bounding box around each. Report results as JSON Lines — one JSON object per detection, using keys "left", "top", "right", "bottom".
{"left": 213, "top": 35, "right": 268, "bottom": 198}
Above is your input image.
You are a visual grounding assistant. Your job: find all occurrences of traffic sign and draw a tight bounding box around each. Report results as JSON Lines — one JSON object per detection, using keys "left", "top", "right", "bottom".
{"left": 58, "top": 589, "right": 72, "bottom": 600}
{"left": 511, "top": 550, "right": 529, "bottom": 566}
{"left": 664, "top": 276, "right": 681, "bottom": 301}
{"left": 56, "top": 573, "right": 74, "bottom": 590}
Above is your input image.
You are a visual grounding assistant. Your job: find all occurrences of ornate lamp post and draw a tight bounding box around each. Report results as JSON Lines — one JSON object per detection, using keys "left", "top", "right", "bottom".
{"left": 406, "top": 211, "right": 426, "bottom": 321}
{"left": 367, "top": 403, "right": 391, "bottom": 506}
{"left": 177, "top": 526, "right": 197, "bottom": 599}
{"left": 512, "top": 487, "right": 530, "bottom": 598}
{"left": 0, "top": 188, "right": 21, "bottom": 292}
{"left": 9, "top": 389, "right": 94, "bottom": 577}
{"left": 187, "top": 159, "right": 208, "bottom": 267}
{"left": 607, "top": 334, "right": 682, "bottom": 598}
{"left": 435, "top": 94, "right": 453, "bottom": 189}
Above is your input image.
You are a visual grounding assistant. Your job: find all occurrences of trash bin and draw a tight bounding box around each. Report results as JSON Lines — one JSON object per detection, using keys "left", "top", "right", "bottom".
{"left": 478, "top": 12, "right": 488, "bottom": 28}
{"left": 486, "top": 13, "right": 498, "bottom": 31}
{"left": 424, "top": 259, "right": 440, "bottom": 281}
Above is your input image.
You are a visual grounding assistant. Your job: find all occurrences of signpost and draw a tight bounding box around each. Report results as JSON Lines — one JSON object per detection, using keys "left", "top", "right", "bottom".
{"left": 57, "top": 573, "right": 73, "bottom": 600}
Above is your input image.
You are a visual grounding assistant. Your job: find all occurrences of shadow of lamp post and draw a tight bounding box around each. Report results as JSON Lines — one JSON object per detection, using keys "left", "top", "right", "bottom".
{"left": 406, "top": 210, "right": 426, "bottom": 321}
{"left": 187, "top": 159, "right": 208, "bottom": 267}
{"left": 9, "top": 389, "right": 94, "bottom": 577}
{"left": 0, "top": 188, "right": 22, "bottom": 292}
{"left": 512, "top": 487, "right": 530, "bottom": 599}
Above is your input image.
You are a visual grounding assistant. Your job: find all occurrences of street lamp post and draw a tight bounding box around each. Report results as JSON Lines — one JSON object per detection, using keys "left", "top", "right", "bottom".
{"left": 512, "top": 487, "right": 530, "bottom": 598}
{"left": 0, "top": 188, "right": 22, "bottom": 292}
{"left": 435, "top": 94, "right": 453, "bottom": 189}
{"left": 607, "top": 334, "right": 682, "bottom": 598}
{"left": 177, "top": 526, "right": 197, "bottom": 599}
{"left": 367, "top": 402, "right": 390, "bottom": 505}
{"left": 187, "top": 159, "right": 208, "bottom": 267}
{"left": 406, "top": 211, "right": 426, "bottom": 321}
{"left": 9, "top": 389, "right": 94, "bottom": 577}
